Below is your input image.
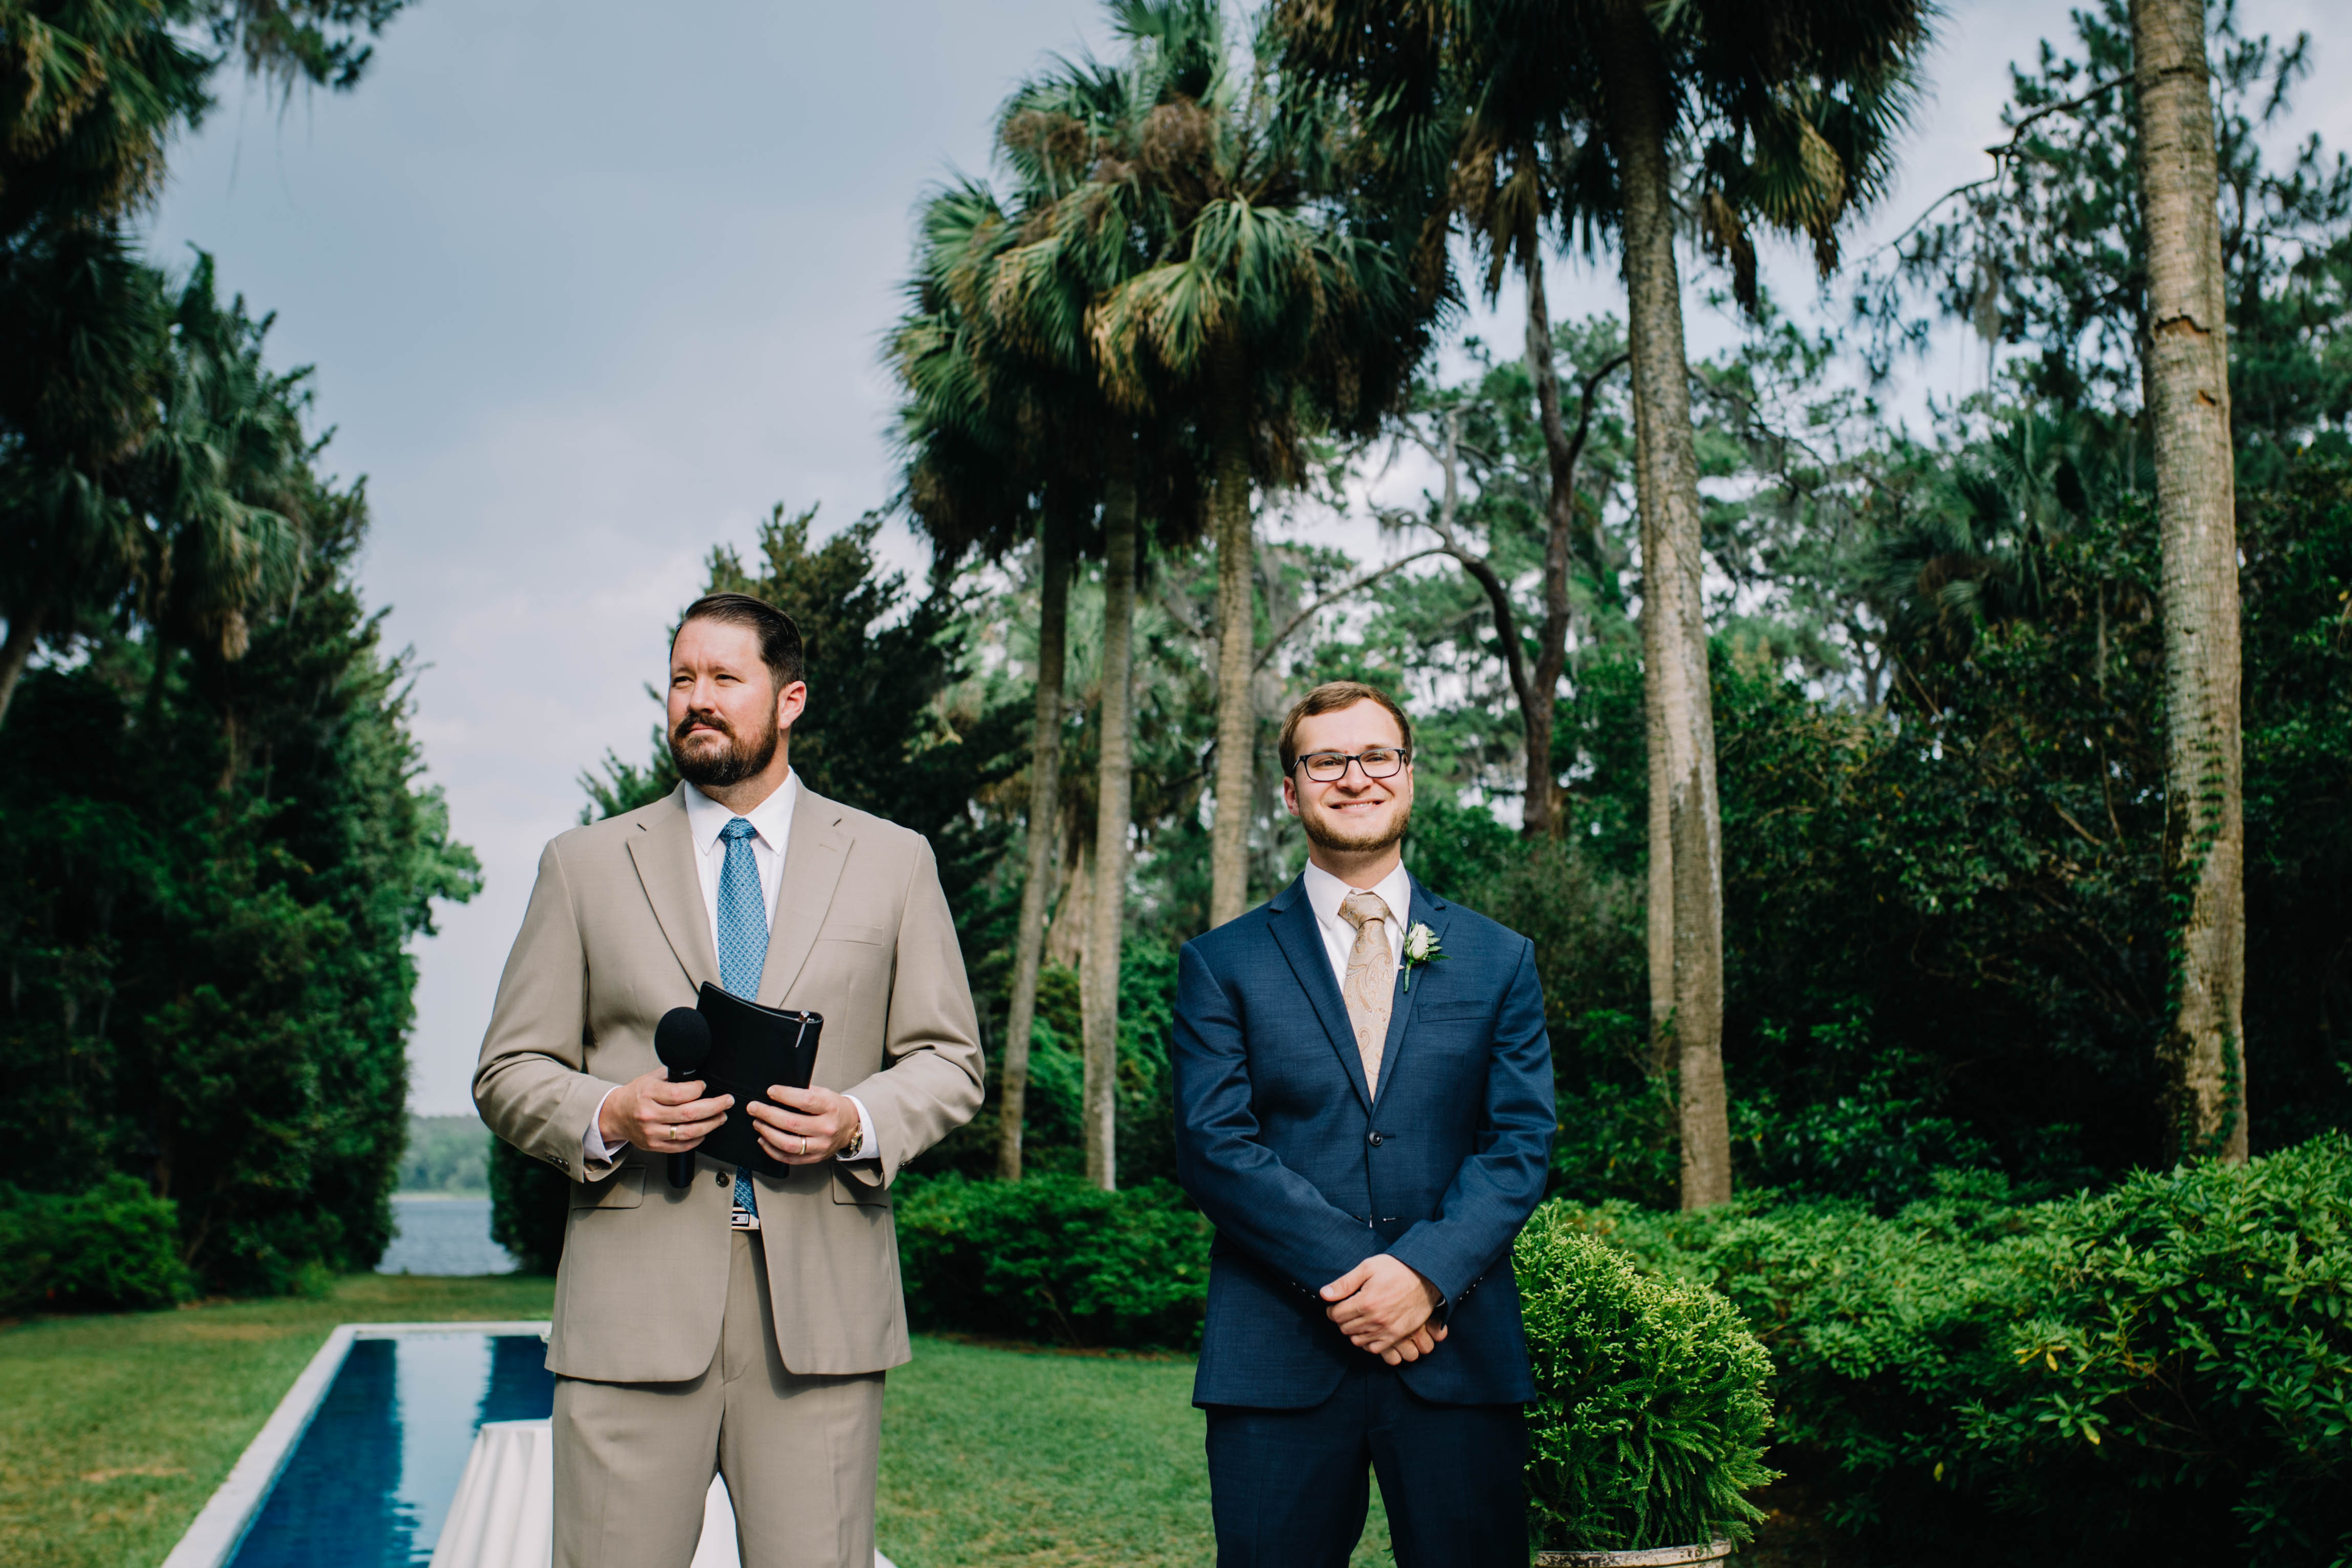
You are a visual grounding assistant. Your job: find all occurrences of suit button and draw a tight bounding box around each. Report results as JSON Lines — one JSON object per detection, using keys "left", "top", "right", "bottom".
{"left": 714, "top": 1171, "right": 728, "bottom": 1188}
{"left": 1367, "top": 1132, "right": 1385, "bottom": 1147}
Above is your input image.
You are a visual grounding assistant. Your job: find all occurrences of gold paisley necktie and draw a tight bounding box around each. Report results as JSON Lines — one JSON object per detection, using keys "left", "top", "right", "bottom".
{"left": 1337, "top": 890, "right": 1395, "bottom": 1093}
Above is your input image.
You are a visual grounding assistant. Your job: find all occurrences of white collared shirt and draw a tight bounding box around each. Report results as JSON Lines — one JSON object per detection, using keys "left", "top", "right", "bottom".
{"left": 583, "top": 771, "right": 871, "bottom": 1169}
{"left": 681, "top": 772, "right": 796, "bottom": 947}
{"left": 1300, "top": 857, "right": 1414, "bottom": 993}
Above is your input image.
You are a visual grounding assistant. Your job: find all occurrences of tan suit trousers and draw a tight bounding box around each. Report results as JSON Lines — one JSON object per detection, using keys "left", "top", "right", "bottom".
{"left": 552, "top": 1230, "right": 885, "bottom": 1568}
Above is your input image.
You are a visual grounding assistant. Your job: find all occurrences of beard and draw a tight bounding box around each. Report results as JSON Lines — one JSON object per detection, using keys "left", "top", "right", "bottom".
{"left": 1300, "top": 798, "right": 1411, "bottom": 856}
{"left": 670, "top": 707, "right": 779, "bottom": 789}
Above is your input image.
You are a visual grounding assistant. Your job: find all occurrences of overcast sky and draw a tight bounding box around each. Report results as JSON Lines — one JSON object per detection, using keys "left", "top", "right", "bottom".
{"left": 136, "top": 0, "right": 2348, "bottom": 1115}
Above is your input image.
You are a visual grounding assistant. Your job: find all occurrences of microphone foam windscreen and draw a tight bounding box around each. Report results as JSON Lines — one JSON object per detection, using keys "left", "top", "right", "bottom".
{"left": 653, "top": 1006, "right": 712, "bottom": 1071}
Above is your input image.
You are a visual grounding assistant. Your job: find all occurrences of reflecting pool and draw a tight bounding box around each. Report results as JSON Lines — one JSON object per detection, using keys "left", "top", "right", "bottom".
{"left": 227, "top": 1333, "right": 553, "bottom": 1568}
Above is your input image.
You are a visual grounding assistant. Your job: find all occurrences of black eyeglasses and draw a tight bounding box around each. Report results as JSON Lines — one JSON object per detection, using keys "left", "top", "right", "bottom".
{"left": 1293, "top": 747, "right": 1410, "bottom": 783}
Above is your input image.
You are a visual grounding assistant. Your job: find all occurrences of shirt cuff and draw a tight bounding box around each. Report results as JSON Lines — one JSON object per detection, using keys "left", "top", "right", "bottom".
{"left": 582, "top": 1085, "right": 624, "bottom": 1166}
{"left": 839, "top": 1094, "right": 878, "bottom": 1163}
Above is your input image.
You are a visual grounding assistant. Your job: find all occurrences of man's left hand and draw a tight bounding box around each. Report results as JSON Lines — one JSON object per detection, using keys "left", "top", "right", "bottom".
{"left": 1321, "top": 1254, "right": 1446, "bottom": 1362}
{"left": 747, "top": 1084, "right": 858, "bottom": 1164}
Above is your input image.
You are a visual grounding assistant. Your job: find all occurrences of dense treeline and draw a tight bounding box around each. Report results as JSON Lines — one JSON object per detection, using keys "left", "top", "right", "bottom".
{"left": 0, "top": 0, "right": 458, "bottom": 1301}
{"left": 0, "top": 463, "right": 479, "bottom": 1296}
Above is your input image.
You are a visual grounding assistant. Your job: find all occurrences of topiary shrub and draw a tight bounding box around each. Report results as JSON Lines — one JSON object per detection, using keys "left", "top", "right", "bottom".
{"left": 893, "top": 1173, "right": 1210, "bottom": 1349}
{"left": 0, "top": 1175, "right": 193, "bottom": 1312}
{"left": 1515, "top": 1203, "right": 1779, "bottom": 1552}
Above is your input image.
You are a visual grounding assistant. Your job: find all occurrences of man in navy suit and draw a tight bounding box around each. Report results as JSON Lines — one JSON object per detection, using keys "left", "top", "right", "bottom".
{"left": 1173, "top": 680, "right": 1555, "bottom": 1567}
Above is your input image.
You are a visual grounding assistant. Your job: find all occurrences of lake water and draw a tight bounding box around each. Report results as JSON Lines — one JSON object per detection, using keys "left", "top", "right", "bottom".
{"left": 226, "top": 1333, "right": 554, "bottom": 1568}
{"left": 376, "top": 1195, "right": 516, "bottom": 1276}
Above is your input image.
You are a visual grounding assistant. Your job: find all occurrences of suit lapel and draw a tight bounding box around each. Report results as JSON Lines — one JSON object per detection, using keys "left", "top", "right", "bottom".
{"left": 758, "top": 787, "right": 851, "bottom": 1006}
{"left": 627, "top": 788, "right": 721, "bottom": 993}
{"left": 1267, "top": 877, "right": 1374, "bottom": 1113}
{"left": 1369, "top": 876, "right": 1451, "bottom": 1120}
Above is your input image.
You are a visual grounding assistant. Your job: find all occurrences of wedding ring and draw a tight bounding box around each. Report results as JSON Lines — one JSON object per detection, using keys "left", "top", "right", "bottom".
{"left": 797, "top": 1135, "right": 808, "bottom": 1156}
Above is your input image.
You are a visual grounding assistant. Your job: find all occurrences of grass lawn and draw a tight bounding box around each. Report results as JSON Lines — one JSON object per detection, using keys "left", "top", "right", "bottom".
{"left": 0, "top": 1273, "right": 557, "bottom": 1568}
{"left": 0, "top": 1276, "right": 1393, "bottom": 1568}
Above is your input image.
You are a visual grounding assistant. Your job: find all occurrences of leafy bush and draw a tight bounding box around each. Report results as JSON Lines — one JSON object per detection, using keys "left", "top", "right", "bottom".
{"left": 1515, "top": 1205, "right": 1778, "bottom": 1552}
{"left": 1576, "top": 1137, "right": 2352, "bottom": 1566}
{"left": 1959, "top": 1136, "right": 2352, "bottom": 1565}
{"left": 893, "top": 1173, "right": 1210, "bottom": 1349}
{"left": 0, "top": 1175, "right": 192, "bottom": 1313}
{"left": 488, "top": 1135, "right": 567, "bottom": 1275}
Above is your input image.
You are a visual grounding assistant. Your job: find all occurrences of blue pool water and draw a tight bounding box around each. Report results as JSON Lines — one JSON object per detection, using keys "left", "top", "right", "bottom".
{"left": 226, "top": 1333, "right": 553, "bottom": 1568}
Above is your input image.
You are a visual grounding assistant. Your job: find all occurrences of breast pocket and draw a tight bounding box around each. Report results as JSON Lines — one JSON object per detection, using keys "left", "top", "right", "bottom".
{"left": 825, "top": 919, "right": 892, "bottom": 947}
{"left": 1414, "top": 1000, "right": 1493, "bottom": 1024}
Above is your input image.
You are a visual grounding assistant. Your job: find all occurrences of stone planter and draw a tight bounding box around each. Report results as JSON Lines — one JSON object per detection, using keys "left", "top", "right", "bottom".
{"left": 1534, "top": 1540, "right": 1734, "bottom": 1567}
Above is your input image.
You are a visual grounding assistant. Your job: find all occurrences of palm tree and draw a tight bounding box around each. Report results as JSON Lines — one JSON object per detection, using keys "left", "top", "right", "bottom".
{"left": 1276, "top": 0, "right": 1932, "bottom": 1208}
{"left": 0, "top": 223, "right": 160, "bottom": 728}
{"left": 889, "top": 178, "right": 1089, "bottom": 1182}
{"left": 1063, "top": 0, "right": 1422, "bottom": 930}
{"left": 2130, "top": 0, "right": 2246, "bottom": 1162}
{"left": 1599, "top": 0, "right": 1929, "bottom": 1208}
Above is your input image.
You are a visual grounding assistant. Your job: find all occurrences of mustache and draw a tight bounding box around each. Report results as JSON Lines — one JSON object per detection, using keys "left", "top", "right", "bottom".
{"left": 673, "top": 708, "right": 734, "bottom": 744}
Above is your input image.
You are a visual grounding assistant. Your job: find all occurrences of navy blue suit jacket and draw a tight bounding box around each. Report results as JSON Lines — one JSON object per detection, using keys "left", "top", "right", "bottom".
{"left": 1172, "top": 871, "right": 1554, "bottom": 1409}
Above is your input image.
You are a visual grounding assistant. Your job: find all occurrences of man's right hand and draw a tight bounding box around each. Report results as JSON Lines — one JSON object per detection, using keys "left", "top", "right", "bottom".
{"left": 600, "top": 1070, "right": 734, "bottom": 1155}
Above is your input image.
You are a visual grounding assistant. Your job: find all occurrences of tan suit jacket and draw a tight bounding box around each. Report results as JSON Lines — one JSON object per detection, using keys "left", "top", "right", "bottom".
{"left": 474, "top": 783, "right": 983, "bottom": 1384}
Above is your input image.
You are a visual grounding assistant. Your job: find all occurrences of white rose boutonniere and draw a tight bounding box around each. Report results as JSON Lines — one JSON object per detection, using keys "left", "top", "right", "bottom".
{"left": 1401, "top": 922, "right": 1447, "bottom": 991}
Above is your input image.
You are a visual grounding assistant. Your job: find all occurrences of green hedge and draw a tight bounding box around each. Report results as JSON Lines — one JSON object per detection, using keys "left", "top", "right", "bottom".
{"left": 1577, "top": 1135, "right": 2352, "bottom": 1566}
{"left": 0, "top": 1175, "right": 192, "bottom": 1313}
{"left": 1516, "top": 1207, "right": 1777, "bottom": 1552}
{"left": 892, "top": 1173, "right": 1210, "bottom": 1349}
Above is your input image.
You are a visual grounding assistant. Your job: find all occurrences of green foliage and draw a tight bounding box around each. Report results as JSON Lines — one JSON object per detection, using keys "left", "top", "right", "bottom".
{"left": 399, "top": 1114, "right": 490, "bottom": 1194}
{"left": 0, "top": 1174, "right": 191, "bottom": 1312}
{"left": 1515, "top": 1207, "right": 1778, "bottom": 1552}
{"left": 892, "top": 1172, "right": 1211, "bottom": 1349}
{"left": 1958, "top": 1136, "right": 2352, "bottom": 1565}
{"left": 1576, "top": 1136, "right": 2352, "bottom": 1566}
{"left": 0, "top": 475, "right": 479, "bottom": 1298}
{"left": 487, "top": 1136, "right": 565, "bottom": 1276}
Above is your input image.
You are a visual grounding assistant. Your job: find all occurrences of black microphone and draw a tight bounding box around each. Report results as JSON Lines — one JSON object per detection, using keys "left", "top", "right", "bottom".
{"left": 653, "top": 1006, "right": 713, "bottom": 1190}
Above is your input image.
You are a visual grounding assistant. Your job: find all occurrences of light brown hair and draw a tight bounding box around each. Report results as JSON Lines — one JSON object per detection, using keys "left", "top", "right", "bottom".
{"left": 1277, "top": 680, "right": 1414, "bottom": 776}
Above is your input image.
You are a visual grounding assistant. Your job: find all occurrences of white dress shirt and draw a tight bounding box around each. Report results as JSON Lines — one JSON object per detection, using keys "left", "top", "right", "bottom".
{"left": 584, "top": 771, "right": 872, "bottom": 1166}
{"left": 1300, "top": 857, "right": 1414, "bottom": 992}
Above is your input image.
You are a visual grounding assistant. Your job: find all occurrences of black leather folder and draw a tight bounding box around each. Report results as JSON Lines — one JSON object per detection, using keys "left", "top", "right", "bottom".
{"left": 693, "top": 981, "right": 823, "bottom": 1178}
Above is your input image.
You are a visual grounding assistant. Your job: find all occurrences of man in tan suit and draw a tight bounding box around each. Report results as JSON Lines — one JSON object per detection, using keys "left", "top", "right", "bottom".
{"left": 475, "top": 591, "right": 983, "bottom": 1568}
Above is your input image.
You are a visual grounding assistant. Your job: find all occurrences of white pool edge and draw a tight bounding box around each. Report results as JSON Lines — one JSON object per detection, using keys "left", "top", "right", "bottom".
{"left": 160, "top": 1319, "right": 553, "bottom": 1568}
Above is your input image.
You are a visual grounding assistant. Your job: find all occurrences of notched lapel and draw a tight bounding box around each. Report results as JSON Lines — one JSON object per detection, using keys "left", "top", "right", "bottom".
{"left": 1369, "top": 878, "right": 1452, "bottom": 1119}
{"left": 1268, "top": 884, "right": 1373, "bottom": 1112}
{"left": 759, "top": 793, "right": 850, "bottom": 1006}
{"left": 628, "top": 794, "right": 720, "bottom": 993}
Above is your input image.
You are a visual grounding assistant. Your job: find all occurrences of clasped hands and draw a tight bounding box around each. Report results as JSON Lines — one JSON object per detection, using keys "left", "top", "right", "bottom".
{"left": 598, "top": 1069, "right": 857, "bottom": 1165}
{"left": 1320, "top": 1254, "right": 1447, "bottom": 1365}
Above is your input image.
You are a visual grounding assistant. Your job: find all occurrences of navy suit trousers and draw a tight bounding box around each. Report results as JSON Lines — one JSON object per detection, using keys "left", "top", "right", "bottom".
{"left": 1204, "top": 1358, "right": 1528, "bottom": 1568}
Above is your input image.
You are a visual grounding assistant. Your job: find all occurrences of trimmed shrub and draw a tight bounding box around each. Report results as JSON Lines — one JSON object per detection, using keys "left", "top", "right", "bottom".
{"left": 0, "top": 1175, "right": 193, "bottom": 1312}
{"left": 1515, "top": 1204, "right": 1778, "bottom": 1552}
{"left": 893, "top": 1173, "right": 1210, "bottom": 1348}
{"left": 1576, "top": 1137, "right": 2352, "bottom": 1566}
{"left": 1958, "top": 1136, "right": 2352, "bottom": 1565}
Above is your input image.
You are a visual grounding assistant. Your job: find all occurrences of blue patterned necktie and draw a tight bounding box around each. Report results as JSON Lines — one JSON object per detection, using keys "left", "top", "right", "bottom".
{"left": 718, "top": 818, "right": 771, "bottom": 1222}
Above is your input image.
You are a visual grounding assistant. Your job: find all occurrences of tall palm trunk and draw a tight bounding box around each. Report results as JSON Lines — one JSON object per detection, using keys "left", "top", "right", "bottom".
{"left": 998, "top": 519, "right": 1072, "bottom": 1180}
{"left": 2133, "top": 0, "right": 2247, "bottom": 1161}
{"left": 0, "top": 602, "right": 47, "bottom": 733}
{"left": 1599, "top": 0, "right": 1731, "bottom": 1210}
{"left": 1207, "top": 341, "right": 1258, "bottom": 928}
{"left": 1082, "top": 467, "right": 1139, "bottom": 1190}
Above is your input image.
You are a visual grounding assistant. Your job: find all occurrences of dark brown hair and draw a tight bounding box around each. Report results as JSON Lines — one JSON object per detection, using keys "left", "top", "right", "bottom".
{"left": 674, "top": 593, "right": 805, "bottom": 690}
{"left": 1277, "top": 680, "right": 1413, "bottom": 776}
